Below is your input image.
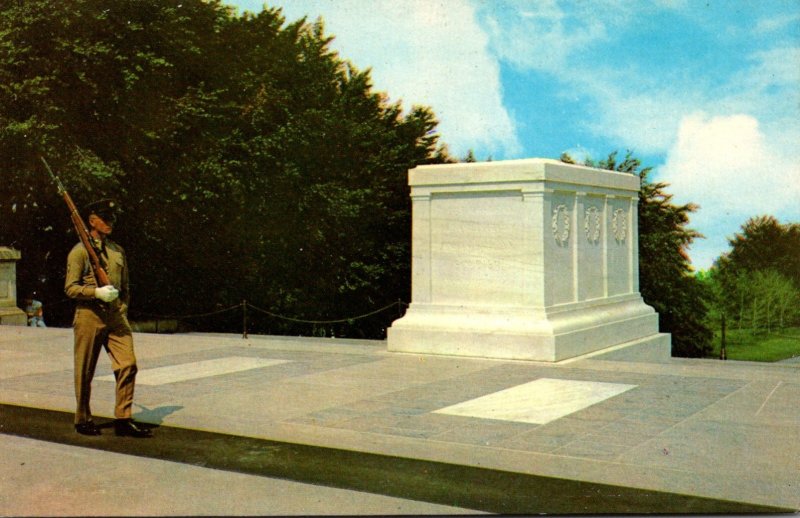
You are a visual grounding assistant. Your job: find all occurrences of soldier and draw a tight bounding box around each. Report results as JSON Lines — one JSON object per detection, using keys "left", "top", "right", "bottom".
{"left": 64, "top": 199, "right": 151, "bottom": 438}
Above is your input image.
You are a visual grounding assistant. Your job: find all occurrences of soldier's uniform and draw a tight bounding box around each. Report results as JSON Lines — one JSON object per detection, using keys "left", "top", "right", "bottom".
{"left": 64, "top": 200, "right": 139, "bottom": 432}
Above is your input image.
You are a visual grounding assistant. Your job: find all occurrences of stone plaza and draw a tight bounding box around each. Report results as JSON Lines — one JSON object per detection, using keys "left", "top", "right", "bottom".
{"left": 0, "top": 327, "right": 797, "bottom": 514}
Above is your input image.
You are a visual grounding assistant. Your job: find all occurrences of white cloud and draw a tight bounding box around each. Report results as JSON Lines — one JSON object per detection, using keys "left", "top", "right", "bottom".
{"left": 647, "top": 45, "right": 800, "bottom": 268}
{"left": 658, "top": 112, "right": 800, "bottom": 269}
{"left": 660, "top": 113, "right": 795, "bottom": 211}
{"left": 476, "top": 1, "right": 800, "bottom": 162}
{"left": 478, "top": 0, "right": 614, "bottom": 73}
{"left": 755, "top": 12, "right": 800, "bottom": 34}
{"left": 270, "top": 0, "right": 520, "bottom": 158}
{"left": 581, "top": 83, "right": 702, "bottom": 156}
{"left": 577, "top": 45, "right": 800, "bottom": 157}
{"left": 733, "top": 47, "right": 800, "bottom": 116}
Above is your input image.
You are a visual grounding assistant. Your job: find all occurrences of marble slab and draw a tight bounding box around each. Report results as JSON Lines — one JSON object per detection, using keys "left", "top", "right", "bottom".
{"left": 433, "top": 378, "right": 637, "bottom": 425}
{"left": 97, "top": 357, "right": 291, "bottom": 386}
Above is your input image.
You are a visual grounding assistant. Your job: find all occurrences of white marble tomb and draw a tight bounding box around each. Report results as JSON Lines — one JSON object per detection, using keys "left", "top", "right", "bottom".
{"left": 386, "top": 158, "right": 670, "bottom": 362}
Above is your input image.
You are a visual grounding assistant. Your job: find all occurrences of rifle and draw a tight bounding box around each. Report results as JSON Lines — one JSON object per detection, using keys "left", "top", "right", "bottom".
{"left": 40, "top": 156, "right": 114, "bottom": 290}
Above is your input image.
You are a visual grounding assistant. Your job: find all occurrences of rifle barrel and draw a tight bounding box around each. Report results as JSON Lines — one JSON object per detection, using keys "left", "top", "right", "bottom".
{"left": 40, "top": 156, "right": 114, "bottom": 290}
{"left": 39, "top": 156, "right": 65, "bottom": 193}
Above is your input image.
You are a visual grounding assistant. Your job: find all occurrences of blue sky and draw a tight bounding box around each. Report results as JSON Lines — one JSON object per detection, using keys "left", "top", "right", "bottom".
{"left": 228, "top": 0, "right": 799, "bottom": 270}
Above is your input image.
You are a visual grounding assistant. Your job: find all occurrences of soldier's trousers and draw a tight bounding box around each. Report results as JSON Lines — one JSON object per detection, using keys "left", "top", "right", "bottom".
{"left": 72, "top": 305, "right": 137, "bottom": 425}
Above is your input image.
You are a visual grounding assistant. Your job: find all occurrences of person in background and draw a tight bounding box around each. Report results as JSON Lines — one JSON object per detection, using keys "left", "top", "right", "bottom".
{"left": 24, "top": 292, "right": 46, "bottom": 327}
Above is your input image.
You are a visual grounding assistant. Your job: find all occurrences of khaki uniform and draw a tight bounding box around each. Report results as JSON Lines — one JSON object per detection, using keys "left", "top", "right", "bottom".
{"left": 65, "top": 239, "right": 136, "bottom": 425}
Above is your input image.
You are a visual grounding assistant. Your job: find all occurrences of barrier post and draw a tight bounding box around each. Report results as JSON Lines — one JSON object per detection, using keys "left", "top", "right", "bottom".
{"left": 720, "top": 314, "right": 727, "bottom": 360}
{"left": 242, "top": 300, "right": 248, "bottom": 339}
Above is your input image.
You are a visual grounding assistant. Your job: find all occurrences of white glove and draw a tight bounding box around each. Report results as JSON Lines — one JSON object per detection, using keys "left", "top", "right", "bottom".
{"left": 94, "top": 285, "right": 119, "bottom": 303}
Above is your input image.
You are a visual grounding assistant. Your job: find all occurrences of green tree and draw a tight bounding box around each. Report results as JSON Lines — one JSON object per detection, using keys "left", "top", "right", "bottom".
{"left": 583, "top": 151, "right": 713, "bottom": 357}
{"left": 0, "top": 0, "right": 449, "bottom": 337}
{"left": 705, "top": 216, "right": 800, "bottom": 334}
{"left": 706, "top": 268, "right": 800, "bottom": 333}
{"left": 716, "top": 216, "right": 800, "bottom": 288}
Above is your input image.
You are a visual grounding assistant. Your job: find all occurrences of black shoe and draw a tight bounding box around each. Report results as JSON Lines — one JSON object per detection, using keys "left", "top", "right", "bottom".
{"left": 75, "top": 421, "right": 101, "bottom": 436}
{"left": 114, "top": 419, "right": 153, "bottom": 438}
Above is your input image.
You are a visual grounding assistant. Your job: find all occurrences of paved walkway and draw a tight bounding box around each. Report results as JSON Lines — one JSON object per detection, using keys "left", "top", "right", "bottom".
{"left": 1, "top": 326, "right": 798, "bottom": 514}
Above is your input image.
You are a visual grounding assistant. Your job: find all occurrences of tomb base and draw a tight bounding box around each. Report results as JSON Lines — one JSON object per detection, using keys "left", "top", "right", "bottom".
{"left": 388, "top": 294, "right": 669, "bottom": 362}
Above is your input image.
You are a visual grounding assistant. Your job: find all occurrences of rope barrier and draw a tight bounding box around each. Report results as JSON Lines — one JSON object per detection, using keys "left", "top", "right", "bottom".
{"left": 33, "top": 296, "right": 410, "bottom": 337}
{"left": 245, "top": 300, "right": 406, "bottom": 325}
{"left": 133, "top": 304, "right": 243, "bottom": 320}
{"left": 128, "top": 300, "right": 406, "bottom": 324}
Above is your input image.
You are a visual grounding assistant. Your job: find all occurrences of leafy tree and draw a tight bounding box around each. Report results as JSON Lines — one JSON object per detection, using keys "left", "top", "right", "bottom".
{"left": 558, "top": 152, "right": 576, "bottom": 164}
{"left": 0, "top": 0, "right": 449, "bottom": 337}
{"left": 581, "top": 151, "right": 713, "bottom": 357}
{"left": 752, "top": 270, "right": 800, "bottom": 332}
{"left": 705, "top": 252, "right": 800, "bottom": 336}
{"left": 715, "top": 216, "right": 800, "bottom": 288}
{"left": 703, "top": 216, "right": 800, "bottom": 335}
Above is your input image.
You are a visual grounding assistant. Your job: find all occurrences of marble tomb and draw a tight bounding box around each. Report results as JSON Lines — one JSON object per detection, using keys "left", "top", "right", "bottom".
{"left": 386, "top": 159, "right": 670, "bottom": 362}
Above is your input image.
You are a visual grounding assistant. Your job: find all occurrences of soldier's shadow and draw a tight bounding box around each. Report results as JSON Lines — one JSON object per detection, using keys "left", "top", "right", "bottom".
{"left": 97, "top": 404, "right": 181, "bottom": 432}
{"left": 97, "top": 404, "right": 182, "bottom": 431}
{"left": 132, "top": 403, "right": 183, "bottom": 426}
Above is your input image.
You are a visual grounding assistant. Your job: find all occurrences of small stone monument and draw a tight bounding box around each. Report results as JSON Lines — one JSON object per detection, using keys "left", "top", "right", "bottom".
{"left": 0, "top": 247, "right": 27, "bottom": 325}
{"left": 387, "top": 159, "right": 670, "bottom": 362}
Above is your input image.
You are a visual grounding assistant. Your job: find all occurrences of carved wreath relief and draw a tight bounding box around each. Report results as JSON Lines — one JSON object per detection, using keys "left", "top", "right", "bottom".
{"left": 584, "top": 206, "right": 601, "bottom": 244}
{"left": 551, "top": 204, "right": 570, "bottom": 246}
{"left": 611, "top": 208, "right": 627, "bottom": 243}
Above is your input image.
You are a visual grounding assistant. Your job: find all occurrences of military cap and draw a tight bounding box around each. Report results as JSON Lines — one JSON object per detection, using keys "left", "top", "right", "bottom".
{"left": 83, "top": 199, "right": 119, "bottom": 223}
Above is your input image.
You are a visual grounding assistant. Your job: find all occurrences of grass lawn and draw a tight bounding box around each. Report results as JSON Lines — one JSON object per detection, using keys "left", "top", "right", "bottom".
{"left": 710, "top": 326, "right": 800, "bottom": 362}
